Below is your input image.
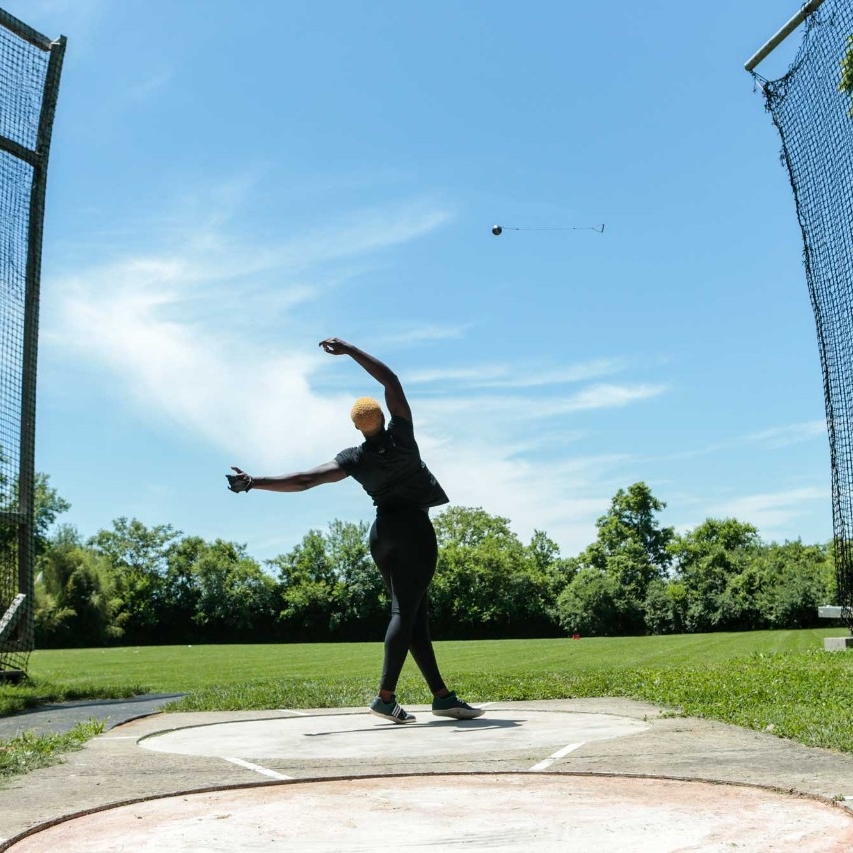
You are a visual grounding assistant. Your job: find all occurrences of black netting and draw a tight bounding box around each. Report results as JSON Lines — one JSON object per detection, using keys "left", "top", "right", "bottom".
{"left": 0, "top": 24, "right": 47, "bottom": 150}
{"left": 0, "top": 11, "right": 63, "bottom": 678}
{"left": 0, "top": 149, "right": 31, "bottom": 676}
{"left": 753, "top": 0, "right": 853, "bottom": 632}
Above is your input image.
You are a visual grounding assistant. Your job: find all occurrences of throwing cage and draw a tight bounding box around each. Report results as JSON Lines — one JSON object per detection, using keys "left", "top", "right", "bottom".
{"left": 748, "top": 0, "right": 853, "bottom": 633}
{"left": 0, "top": 8, "right": 65, "bottom": 680}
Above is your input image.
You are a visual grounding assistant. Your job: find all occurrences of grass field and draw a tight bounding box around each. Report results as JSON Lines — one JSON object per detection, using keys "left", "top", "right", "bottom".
{"left": 16, "top": 627, "right": 838, "bottom": 694}
{"left": 3, "top": 628, "right": 853, "bottom": 779}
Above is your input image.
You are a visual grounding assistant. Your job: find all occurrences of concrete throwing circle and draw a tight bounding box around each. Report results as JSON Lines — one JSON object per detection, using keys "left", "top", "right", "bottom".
{"left": 5, "top": 773, "right": 853, "bottom": 852}
{"left": 138, "top": 709, "right": 649, "bottom": 762}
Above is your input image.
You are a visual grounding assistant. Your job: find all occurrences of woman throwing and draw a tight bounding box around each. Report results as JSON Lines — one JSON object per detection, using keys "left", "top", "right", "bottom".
{"left": 227, "top": 338, "right": 483, "bottom": 724}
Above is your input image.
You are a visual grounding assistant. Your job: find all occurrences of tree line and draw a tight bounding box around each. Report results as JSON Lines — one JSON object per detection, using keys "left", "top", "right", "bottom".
{"left": 28, "top": 477, "right": 836, "bottom": 647}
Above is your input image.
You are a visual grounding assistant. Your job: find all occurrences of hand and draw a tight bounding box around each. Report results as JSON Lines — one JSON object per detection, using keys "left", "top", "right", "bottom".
{"left": 226, "top": 466, "right": 254, "bottom": 493}
{"left": 319, "top": 337, "right": 353, "bottom": 355}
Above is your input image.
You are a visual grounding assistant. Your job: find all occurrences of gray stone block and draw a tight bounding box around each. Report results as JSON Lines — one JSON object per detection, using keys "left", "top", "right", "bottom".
{"left": 823, "top": 636, "right": 853, "bottom": 651}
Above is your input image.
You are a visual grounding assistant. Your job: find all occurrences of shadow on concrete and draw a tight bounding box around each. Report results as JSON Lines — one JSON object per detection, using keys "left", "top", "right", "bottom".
{"left": 303, "top": 717, "right": 525, "bottom": 737}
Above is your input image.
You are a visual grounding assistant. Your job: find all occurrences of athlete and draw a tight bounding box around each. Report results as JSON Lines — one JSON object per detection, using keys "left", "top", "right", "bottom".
{"left": 227, "top": 338, "right": 483, "bottom": 724}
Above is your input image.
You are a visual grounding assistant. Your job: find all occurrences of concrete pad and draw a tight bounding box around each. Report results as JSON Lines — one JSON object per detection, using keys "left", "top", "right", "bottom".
{"left": 5, "top": 773, "right": 853, "bottom": 852}
{"left": 138, "top": 708, "right": 649, "bottom": 764}
{"left": 4, "top": 699, "right": 853, "bottom": 847}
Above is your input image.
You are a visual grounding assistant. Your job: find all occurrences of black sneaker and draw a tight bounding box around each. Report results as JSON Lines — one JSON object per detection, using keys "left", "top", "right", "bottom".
{"left": 431, "top": 691, "right": 484, "bottom": 719}
{"left": 369, "top": 695, "right": 416, "bottom": 724}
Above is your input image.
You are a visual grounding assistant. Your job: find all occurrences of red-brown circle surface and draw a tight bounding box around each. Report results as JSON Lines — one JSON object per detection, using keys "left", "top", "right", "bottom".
{"left": 5, "top": 773, "right": 853, "bottom": 852}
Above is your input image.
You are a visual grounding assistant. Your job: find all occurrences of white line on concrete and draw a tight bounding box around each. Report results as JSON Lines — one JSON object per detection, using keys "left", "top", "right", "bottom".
{"left": 529, "top": 742, "right": 584, "bottom": 772}
{"left": 102, "top": 736, "right": 138, "bottom": 740}
{"left": 223, "top": 757, "right": 293, "bottom": 780}
{"left": 280, "top": 709, "right": 308, "bottom": 716}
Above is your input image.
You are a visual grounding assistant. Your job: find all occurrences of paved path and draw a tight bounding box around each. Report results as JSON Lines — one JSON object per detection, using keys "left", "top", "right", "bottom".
{"left": 0, "top": 694, "right": 184, "bottom": 739}
{"left": 1, "top": 698, "right": 852, "bottom": 851}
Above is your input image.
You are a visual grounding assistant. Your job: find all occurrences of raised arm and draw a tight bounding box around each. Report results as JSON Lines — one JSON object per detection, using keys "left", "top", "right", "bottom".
{"left": 227, "top": 461, "right": 347, "bottom": 494}
{"left": 319, "top": 338, "right": 412, "bottom": 421}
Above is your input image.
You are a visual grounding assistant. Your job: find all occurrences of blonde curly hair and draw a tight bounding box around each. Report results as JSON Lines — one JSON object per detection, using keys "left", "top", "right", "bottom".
{"left": 350, "top": 397, "right": 384, "bottom": 433}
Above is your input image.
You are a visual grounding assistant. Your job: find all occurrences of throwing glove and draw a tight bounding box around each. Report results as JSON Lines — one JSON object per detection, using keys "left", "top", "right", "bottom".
{"left": 226, "top": 473, "right": 253, "bottom": 493}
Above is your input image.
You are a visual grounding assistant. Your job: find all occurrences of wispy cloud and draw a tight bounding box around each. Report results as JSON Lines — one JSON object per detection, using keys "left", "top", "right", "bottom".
{"left": 408, "top": 358, "right": 624, "bottom": 389}
{"left": 744, "top": 420, "right": 826, "bottom": 449}
{"left": 419, "top": 424, "right": 629, "bottom": 552}
{"left": 555, "top": 383, "right": 668, "bottom": 412}
{"left": 652, "top": 419, "right": 827, "bottom": 463}
{"left": 703, "top": 487, "right": 829, "bottom": 540}
{"left": 125, "top": 66, "right": 173, "bottom": 101}
{"left": 42, "top": 180, "right": 673, "bottom": 558}
{"left": 410, "top": 383, "right": 665, "bottom": 434}
{"left": 43, "top": 187, "right": 454, "bottom": 466}
{"left": 375, "top": 324, "right": 474, "bottom": 348}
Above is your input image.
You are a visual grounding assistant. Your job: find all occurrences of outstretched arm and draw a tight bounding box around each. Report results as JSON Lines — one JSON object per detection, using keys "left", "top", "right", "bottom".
{"left": 227, "top": 462, "right": 347, "bottom": 493}
{"left": 319, "top": 338, "right": 412, "bottom": 421}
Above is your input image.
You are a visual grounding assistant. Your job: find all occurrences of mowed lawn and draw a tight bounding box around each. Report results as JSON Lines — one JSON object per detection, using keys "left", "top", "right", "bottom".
{"left": 20, "top": 628, "right": 838, "bottom": 692}
{"left": 4, "top": 628, "right": 853, "bottom": 755}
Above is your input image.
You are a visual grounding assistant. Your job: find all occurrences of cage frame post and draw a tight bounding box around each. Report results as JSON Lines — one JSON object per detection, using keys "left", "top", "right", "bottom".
{"left": 10, "top": 33, "right": 66, "bottom": 657}
{"left": 744, "top": 0, "right": 827, "bottom": 72}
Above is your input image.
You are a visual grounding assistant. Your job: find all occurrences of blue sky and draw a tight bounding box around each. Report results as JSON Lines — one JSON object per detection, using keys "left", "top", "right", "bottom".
{"left": 5, "top": 0, "right": 833, "bottom": 561}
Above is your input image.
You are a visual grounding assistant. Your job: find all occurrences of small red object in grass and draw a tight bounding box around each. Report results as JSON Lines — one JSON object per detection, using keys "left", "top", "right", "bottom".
{"left": 572, "top": 634, "right": 581, "bottom": 639}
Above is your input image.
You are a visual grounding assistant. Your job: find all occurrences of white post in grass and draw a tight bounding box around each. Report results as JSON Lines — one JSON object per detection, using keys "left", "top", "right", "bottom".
{"left": 818, "top": 607, "right": 853, "bottom": 650}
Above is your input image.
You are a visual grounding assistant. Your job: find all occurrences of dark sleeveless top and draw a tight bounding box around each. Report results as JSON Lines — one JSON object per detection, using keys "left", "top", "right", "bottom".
{"left": 334, "top": 416, "right": 449, "bottom": 512}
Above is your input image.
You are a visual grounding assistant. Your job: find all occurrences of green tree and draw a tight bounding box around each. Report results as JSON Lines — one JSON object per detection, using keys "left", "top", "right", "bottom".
{"left": 431, "top": 507, "right": 558, "bottom": 637}
{"left": 555, "top": 568, "right": 623, "bottom": 637}
{"left": 642, "top": 577, "right": 686, "bottom": 635}
{"left": 525, "top": 529, "right": 576, "bottom": 629}
{"left": 34, "top": 529, "right": 119, "bottom": 647}
{"left": 433, "top": 506, "right": 519, "bottom": 548}
{"left": 432, "top": 506, "right": 516, "bottom": 632}
{"left": 839, "top": 34, "right": 853, "bottom": 116}
{"left": 88, "top": 517, "right": 181, "bottom": 643}
{"left": 0, "top": 471, "right": 71, "bottom": 569}
{"left": 191, "top": 539, "right": 276, "bottom": 641}
{"left": 569, "top": 482, "right": 674, "bottom": 635}
{"left": 581, "top": 483, "right": 673, "bottom": 579}
{"left": 269, "top": 529, "right": 340, "bottom": 639}
{"left": 670, "top": 518, "right": 761, "bottom": 632}
{"left": 326, "top": 519, "right": 386, "bottom": 637}
{"left": 748, "top": 539, "right": 833, "bottom": 629}
{"left": 526, "top": 529, "right": 560, "bottom": 572}
{"left": 35, "top": 523, "right": 82, "bottom": 599}
{"left": 160, "top": 535, "right": 204, "bottom": 641}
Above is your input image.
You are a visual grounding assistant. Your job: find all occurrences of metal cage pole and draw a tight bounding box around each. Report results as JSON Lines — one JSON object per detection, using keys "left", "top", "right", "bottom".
{"left": 14, "top": 33, "right": 66, "bottom": 654}
{"left": 744, "top": 0, "right": 827, "bottom": 72}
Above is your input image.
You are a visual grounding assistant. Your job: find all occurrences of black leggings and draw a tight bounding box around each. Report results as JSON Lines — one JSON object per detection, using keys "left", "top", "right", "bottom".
{"left": 369, "top": 508, "right": 446, "bottom": 695}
